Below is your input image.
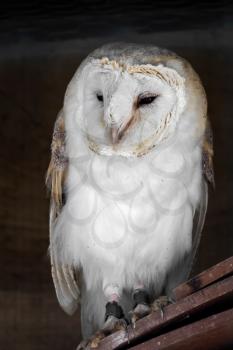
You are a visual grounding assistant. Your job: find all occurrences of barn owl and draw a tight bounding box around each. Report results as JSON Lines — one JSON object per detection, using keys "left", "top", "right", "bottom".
{"left": 46, "top": 43, "right": 214, "bottom": 348}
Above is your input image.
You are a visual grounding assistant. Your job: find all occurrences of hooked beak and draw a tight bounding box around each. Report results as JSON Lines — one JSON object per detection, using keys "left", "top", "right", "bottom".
{"left": 111, "top": 127, "right": 120, "bottom": 145}
{"left": 110, "top": 116, "right": 136, "bottom": 144}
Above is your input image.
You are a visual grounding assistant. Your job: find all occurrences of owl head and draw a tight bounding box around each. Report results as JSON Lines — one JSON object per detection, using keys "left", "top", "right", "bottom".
{"left": 63, "top": 43, "right": 207, "bottom": 158}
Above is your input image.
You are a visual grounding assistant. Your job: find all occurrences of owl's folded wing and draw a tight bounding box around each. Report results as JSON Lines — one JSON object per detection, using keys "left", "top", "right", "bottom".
{"left": 202, "top": 119, "right": 215, "bottom": 187}
{"left": 187, "top": 119, "right": 214, "bottom": 276}
{"left": 46, "top": 111, "right": 80, "bottom": 315}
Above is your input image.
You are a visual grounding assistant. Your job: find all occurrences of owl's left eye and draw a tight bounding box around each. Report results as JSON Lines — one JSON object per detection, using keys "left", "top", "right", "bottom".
{"left": 96, "top": 93, "right": 103, "bottom": 102}
{"left": 137, "top": 94, "right": 158, "bottom": 107}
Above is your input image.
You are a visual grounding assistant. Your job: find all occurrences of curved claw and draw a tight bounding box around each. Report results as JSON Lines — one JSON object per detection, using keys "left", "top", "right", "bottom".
{"left": 168, "top": 296, "right": 176, "bottom": 304}
{"left": 76, "top": 339, "right": 89, "bottom": 350}
{"left": 129, "top": 303, "right": 151, "bottom": 328}
{"left": 102, "top": 315, "right": 128, "bottom": 335}
{"left": 151, "top": 295, "right": 172, "bottom": 319}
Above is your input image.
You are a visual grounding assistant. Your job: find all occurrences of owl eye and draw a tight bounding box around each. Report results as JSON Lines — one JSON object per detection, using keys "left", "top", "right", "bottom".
{"left": 96, "top": 93, "right": 103, "bottom": 102}
{"left": 137, "top": 94, "right": 157, "bottom": 107}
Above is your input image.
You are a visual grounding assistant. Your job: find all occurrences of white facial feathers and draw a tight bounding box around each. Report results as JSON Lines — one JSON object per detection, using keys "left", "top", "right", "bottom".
{"left": 66, "top": 58, "right": 186, "bottom": 157}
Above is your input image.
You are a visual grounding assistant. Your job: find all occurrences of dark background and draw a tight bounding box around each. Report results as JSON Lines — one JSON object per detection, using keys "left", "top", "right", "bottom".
{"left": 0, "top": 1, "right": 233, "bottom": 349}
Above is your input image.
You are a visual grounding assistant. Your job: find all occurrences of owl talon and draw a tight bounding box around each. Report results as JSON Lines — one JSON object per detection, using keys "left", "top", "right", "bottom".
{"left": 160, "top": 306, "right": 164, "bottom": 319}
{"left": 101, "top": 300, "right": 128, "bottom": 335}
{"left": 102, "top": 315, "right": 128, "bottom": 335}
{"left": 76, "top": 315, "right": 128, "bottom": 350}
{"left": 129, "top": 303, "right": 151, "bottom": 328}
{"left": 168, "top": 296, "right": 176, "bottom": 304}
{"left": 151, "top": 295, "right": 172, "bottom": 318}
{"left": 76, "top": 339, "right": 87, "bottom": 350}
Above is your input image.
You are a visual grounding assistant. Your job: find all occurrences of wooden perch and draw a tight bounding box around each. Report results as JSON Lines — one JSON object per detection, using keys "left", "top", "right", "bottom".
{"left": 97, "top": 256, "right": 233, "bottom": 350}
{"left": 130, "top": 308, "right": 233, "bottom": 350}
{"left": 174, "top": 256, "right": 233, "bottom": 301}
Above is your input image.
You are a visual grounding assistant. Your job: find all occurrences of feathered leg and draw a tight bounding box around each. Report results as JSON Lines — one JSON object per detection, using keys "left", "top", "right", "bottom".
{"left": 129, "top": 286, "right": 151, "bottom": 328}
{"left": 101, "top": 284, "right": 128, "bottom": 334}
{"left": 77, "top": 284, "right": 128, "bottom": 349}
{"left": 129, "top": 285, "right": 173, "bottom": 328}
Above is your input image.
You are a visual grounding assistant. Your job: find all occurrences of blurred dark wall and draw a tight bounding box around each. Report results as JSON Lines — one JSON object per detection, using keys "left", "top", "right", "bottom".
{"left": 0, "top": 2, "right": 233, "bottom": 349}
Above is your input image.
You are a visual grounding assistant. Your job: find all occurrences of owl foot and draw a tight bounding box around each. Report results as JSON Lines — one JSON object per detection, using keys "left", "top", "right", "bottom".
{"left": 129, "top": 303, "right": 151, "bottom": 328}
{"left": 101, "top": 315, "right": 128, "bottom": 334}
{"left": 151, "top": 295, "right": 173, "bottom": 318}
{"left": 102, "top": 301, "right": 128, "bottom": 335}
{"left": 77, "top": 317, "right": 128, "bottom": 349}
{"left": 76, "top": 331, "right": 105, "bottom": 349}
{"left": 129, "top": 289, "right": 151, "bottom": 328}
{"left": 77, "top": 301, "right": 128, "bottom": 349}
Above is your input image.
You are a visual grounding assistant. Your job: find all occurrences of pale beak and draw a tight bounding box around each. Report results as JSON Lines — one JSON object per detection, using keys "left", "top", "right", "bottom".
{"left": 110, "top": 116, "right": 134, "bottom": 144}
{"left": 111, "top": 127, "right": 120, "bottom": 144}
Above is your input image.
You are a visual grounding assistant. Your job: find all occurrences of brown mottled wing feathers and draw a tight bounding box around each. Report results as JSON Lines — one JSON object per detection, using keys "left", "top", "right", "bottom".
{"left": 184, "top": 119, "right": 214, "bottom": 279}
{"left": 46, "top": 110, "right": 68, "bottom": 215}
{"left": 202, "top": 119, "right": 215, "bottom": 187}
{"left": 46, "top": 111, "right": 80, "bottom": 315}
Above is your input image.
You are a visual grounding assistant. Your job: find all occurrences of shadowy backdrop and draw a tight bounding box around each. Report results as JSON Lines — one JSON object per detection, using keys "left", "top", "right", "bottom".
{"left": 0, "top": 1, "right": 233, "bottom": 349}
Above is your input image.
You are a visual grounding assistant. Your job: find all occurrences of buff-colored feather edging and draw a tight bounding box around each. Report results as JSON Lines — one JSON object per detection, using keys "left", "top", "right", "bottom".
{"left": 46, "top": 111, "right": 68, "bottom": 215}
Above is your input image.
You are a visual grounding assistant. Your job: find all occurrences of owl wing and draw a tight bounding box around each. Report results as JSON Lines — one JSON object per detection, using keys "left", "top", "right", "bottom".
{"left": 202, "top": 120, "right": 215, "bottom": 187}
{"left": 46, "top": 111, "right": 80, "bottom": 315}
{"left": 187, "top": 119, "right": 214, "bottom": 276}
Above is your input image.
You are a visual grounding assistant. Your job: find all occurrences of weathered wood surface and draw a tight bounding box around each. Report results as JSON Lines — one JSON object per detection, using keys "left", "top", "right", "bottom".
{"left": 130, "top": 308, "right": 233, "bottom": 350}
{"left": 174, "top": 256, "right": 233, "bottom": 301}
{"left": 98, "top": 274, "right": 233, "bottom": 349}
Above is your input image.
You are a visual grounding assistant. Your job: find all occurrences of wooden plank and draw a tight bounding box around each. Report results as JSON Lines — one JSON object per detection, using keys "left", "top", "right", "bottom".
{"left": 174, "top": 256, "right": 233, "bottom": 301}
{"left": 98, "top": 275, "right": 233, "bottom": 349}
{"left": 130, "top": 308, "right": 233, "bottom": 350}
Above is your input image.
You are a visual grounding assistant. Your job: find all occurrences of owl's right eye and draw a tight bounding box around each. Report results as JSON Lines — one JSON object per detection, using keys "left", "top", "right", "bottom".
{"left": 137, "top": 94, "right": 158, "bottom": 107}
{"left": 96, "top": 93, "right": 103, "bottom": 102}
